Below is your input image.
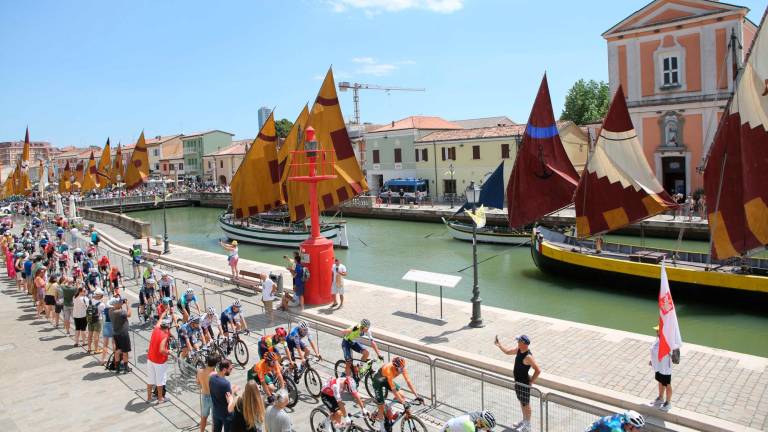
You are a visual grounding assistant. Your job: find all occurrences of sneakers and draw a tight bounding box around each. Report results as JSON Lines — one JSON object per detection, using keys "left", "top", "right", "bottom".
{"left": 649, "top": 397, "right": 663, "bottom": 407}
{"left": 660, "top": 402, "right": 672, "bottom": 412}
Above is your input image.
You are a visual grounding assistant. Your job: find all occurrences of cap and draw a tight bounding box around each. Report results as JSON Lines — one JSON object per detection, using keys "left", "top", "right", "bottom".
{"left": 516, "top": 335, "right": 531, "bottom": 345}
{"left": 108, "top": 297, "right": 122, "bottom": 307}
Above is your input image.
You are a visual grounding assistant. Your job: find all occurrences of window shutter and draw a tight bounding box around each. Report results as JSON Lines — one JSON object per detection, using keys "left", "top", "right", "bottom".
{"left": 422, "top": 149, "right": 428, "bottom": 162}
{"left": 441, "top": 147, "right": 446, "bottom": 161}
{"left": 415, "top": 149, "right": 420, "bottom": 162}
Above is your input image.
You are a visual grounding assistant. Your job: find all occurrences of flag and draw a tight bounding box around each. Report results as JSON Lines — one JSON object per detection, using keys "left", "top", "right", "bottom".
{"left": 97, "top": 138, "right": 113, "bottom": 187}
{"left": 657, "top": 261, "right": 682, "bottom": 361}
{"left": 125, "top": 132, "right": 149, "bottom": 190}
{"left": 465, "top": 205, "right": 487, "bottom": 229}
{"left": 81, "top": 151, "right": 99, "bottom": 192}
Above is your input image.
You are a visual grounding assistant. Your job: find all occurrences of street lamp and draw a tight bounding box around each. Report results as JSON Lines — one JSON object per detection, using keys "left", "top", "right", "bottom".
{"left": 162, "top": 177, "right": 170, "bottom": 254}
{"left": 444, "top": 163, "right": 456, "bottom": 208}
{"left": 465, "top": 181, "right": 484, "bottom": 328}
{"left": 116, "top": 174, "right": 124, "bottom": 214}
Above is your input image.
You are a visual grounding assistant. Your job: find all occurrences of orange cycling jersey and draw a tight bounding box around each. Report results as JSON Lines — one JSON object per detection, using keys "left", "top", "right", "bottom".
{"left": 379, "top": 363, "right": 407, "bottom": 389}
{"left": 250, "top": 359, "right": 282, "bottom": 383}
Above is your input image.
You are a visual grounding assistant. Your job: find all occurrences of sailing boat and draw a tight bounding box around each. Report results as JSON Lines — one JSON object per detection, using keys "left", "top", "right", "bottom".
{"left": 531, "top": 83, "right": 768, "bottom": 294}
{"left": 442, "top": 162, "right": 530, "bottom": 245}
{"left": 218, "top": 68, "right": 368, "bottom": 248}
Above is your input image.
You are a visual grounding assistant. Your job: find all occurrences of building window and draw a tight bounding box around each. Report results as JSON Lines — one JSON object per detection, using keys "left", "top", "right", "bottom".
{"left": 472, "top": 145, "right": 480, "bottom": 160}
{"left": 421, "top": 148, "right": 428, "bottom": 162}
{"left": 154, "top": 163, "right": 160, "bottom": 170}
{"left": 372, "top": 149, "right": 380, "bottom": 164}
{"left": 501, "top": 144, "right": 510, "bottom": 159}
{"left": 153, "top": 149, "right": 160, "bottom": 157}
{"left": 449, "top": 147, "right": 456, "bottom": 161}
{"left": 394, "top": 148, "right": 402, "bottom": 163}
{"left": 441, "top": 147, "right": 447, "bottom": 161}
{"left": 179, "top": 163, "right": 183, "bottom": 170}
{"left": 220, "top": 160, "right": 224, "bottom": 169}
{"left": 415, "top": 149, "right": 420, "bottom": 162}
{"left": 662, "top": 56, "right": 679, "bottom": 87}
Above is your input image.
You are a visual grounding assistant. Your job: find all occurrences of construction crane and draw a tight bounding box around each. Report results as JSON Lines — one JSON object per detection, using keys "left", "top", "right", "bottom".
{"left": 338, "top": 82, "right": 425, "bottom": 125}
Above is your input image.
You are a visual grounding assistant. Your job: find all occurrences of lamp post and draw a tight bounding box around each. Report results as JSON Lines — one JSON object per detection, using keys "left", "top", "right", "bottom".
{"left": 466, "top": 181, "right": 484, "bottom": 328}
{"left": 162, "top": 177, "right": 170, "bottom": 254}
{"left": 116, "top": 174, "right": 124, "bottom": 214}
{"left": 445, "top": 163, "right": 456, "bottom": 208}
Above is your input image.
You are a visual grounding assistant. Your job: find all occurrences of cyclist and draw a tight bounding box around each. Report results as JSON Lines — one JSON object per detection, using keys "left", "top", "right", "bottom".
{"left": 341, "top": 318, "right": 383, "bottom": 379}
{"left": 371, "top": 357, "right": 424, "bottom": 430}
{"left": 247, "top": 351, "right": 284, "bottom": 399}
{"left": 177, "top": 288, "right": 201, "bottom": 322}
{"left": 56, "top": 244, "right": 69, "bottom": 272}
{"left": 200, "top": 306, "right": 222, "bottom": 345}
{"left": 258, "top": 327, "right": 292, "bottom": 363}
{"left": 443, "top": 411, "right": 496, "bottom": 431}
{"left": 178, "top": 315, "right": 203, "bottom": 361}
{"left": 320, "top": 374, "right": 366, "bottom": 429}
{"left": 156, "top": 297, "right": 175, "bottom": 321}
{"left": 158, "top": 271, "right": 177, "bottom": 299}
{"left": 139, "top": 278, "right": 158, "bottom": 318}
{"left": 220, "top": 299, "right": 247, "bottom": 336}
{"left": 142, "top": 263, "right": 158, "bottom": 287}
{"left": 107, "top": 265, "right": 123, "bottom": 296}
{"left": 587, "top": 410, "right": 645, "bottom": 432}
{"left": 97, "top": 255, "right": 110, "bottom": 278}
{"left": 286, "top": 321, "right": 321, "bottom": 379}
{"left": 82, "top": 252, "right": 96, "bottom": 276}
{"left": 72, "top": 247, "right": 83, "bottom": 264}
{"left": 55, "top": 226, "right": 64, "bottom": 241}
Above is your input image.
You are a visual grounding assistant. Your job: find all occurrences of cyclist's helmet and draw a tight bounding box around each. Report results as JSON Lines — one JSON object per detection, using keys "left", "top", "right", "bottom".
{"left": 360, "top": 318, "right": 371, "bottom": 328}
{"left": 264, "top": 351, "right": 278, "bottom": 362}
{"left": 189, "top": 315, "right": 201, "bottom": 324}
{"left": 162, "top": 297, "right": 172, "bottom": 305}
{"left": 275, "top": 327, "right": 287, "bottom": 338}
{"left": 160, "top": 318, "right": 172, "bottom": 328}
{"left": 624, "top": 411, "right": 645, "bottom": 428}
{"left": 185, "top": 288, "right": 195, "bottom": 295}
{"left": 232, "top": 299, "right": 241, "bottom": 308}
{"left": 298, "top": 321, "right": 309, "bottom": 330}
{"left": 479, "top": 410, "right": 496, "bottom": 429}
{"left": 392, "top": 357, "right": 406, "bottom": 370}
{"left": 207, "top": 306, "right": 216, "bottom": 315}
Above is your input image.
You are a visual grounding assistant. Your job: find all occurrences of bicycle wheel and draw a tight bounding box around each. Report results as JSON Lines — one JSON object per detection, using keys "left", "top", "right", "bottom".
{"left": 400, "top": 416, "right": 428, "bottom": 432}
{"left": 363, "top": 407, "right": 382, "bottom": 432}
{"left": 309, "top": 407, "right": 331, "bottom": 432}
{"left": 136, "top": 304, "right": 145, "bottom": 324}
{"left": 304, "top": 367, "right": 322, "bottom": 397}
{"left": 233, "top": 339, "right": 249, "bottom": 366}
{"left": 284, "top": 377, "right": 299, "bottom": 408}
{"left": 333, "top": 359, "right": 346, "bottom": 377}
{"left": 364, "top": 373, "right": 386, "bottom": 400}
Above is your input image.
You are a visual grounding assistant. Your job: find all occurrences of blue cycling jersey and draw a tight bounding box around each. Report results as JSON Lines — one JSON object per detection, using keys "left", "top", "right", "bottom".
{"left": 220, "top": 306, "right": 241, "bottom": 324}
{"left": 586, "top": 414, "right": 627, "bottom": 432}
{"left": 179, "top": 324, "right": 201, "bottom": 343}
{"left": 288, "top": 326, "right": 312, "bottom": 343}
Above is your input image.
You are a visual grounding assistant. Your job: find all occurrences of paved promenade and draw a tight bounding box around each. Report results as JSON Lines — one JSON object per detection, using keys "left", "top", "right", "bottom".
{"left": 85, "top": 218, "right": 767, "bottom": 431}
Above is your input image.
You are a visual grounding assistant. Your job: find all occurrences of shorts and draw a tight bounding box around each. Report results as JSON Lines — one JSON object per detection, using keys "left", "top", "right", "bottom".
{"left": 321, "top": 393, "right": 340, "bottom": 412}
{"left": 44, "top": 295, "right": 56, "bottom": 306}
{"left": 177, "top": 300, "right": 191, "bottom": 314}
{"left": 201, "top": 394, "right": 213, "bottom": 417}
{"left": 332, "top": 283, "right": 344, "bottom": 295}
{"left": 294, "top": 284, "right": 304, "bottom": 297}
{"left": 262, "top": 300, "right": 273, "bottom": 313}
{"left": 287, "top": 338, "right": 306, "bottom": 358}
{"left": 111, "top": 279, "right": 119, "bottom": 290}
{"left": 15, "top": 272, "right": 22, "bottom": 282}
{"left": 37, "top": 288, "right": 46, "bottom": 301}
{"left": 58, "top": 261, "right": 67, "bottom": 270}
{"left": 655, "top": 372, "right": 672, "bottom": 386}
{"left": 229, "top": 256, "right": 238, "bottom": 267}
{"left": 146, "top": 360, "right": 168, "bottom": 386}
{"left": 102, "top": 321, "right": 113, "bottom": 338}
{"left": 139, "top": 290, "right": 155, "bottom": 306}
{"left": 160, "top": 285, "right": 171, "bottom": 299}
{"left": 74, "top": 317, "right": 88, "bottom": 331}
{"left": 88, "top": 320, "right": 102, "bottom": 333}
{"left": 132, "top": 256, "right": 141, "bottom": 264}
{"left": 62, "top": 307, "right": 73, "bottom": 321}
{"left": 55, "top": 304, "right": 63, "bottom": 314}
{"left": 372, "top": 373, "right": 397, "bottom": 405}
{"left": 514, "top": 382, "right": 531, "bottom": 406}
{"left": 114, "top": 333, "right": 131, "bottom": 352}
{"left": 342, "top": 339, "right": 365, "bottom": 361}
{"left": 202, "top": 326, "right": 215, "bottom": 340}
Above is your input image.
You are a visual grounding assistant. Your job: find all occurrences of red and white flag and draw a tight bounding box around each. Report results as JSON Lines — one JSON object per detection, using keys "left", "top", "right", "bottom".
{"left": 658, "top": 261, "right": 682, "bottom": 360}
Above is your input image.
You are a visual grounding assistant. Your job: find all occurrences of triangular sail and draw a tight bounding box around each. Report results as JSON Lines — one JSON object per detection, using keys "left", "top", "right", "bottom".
{"left": 81, "top": 151, "right": 99, "bottom": 192}
{"left": 59, "top": 161, "right": 72, "bottom": 194}
{"left": 705, "top": 10, "right": 768, "bottom": 260}
{"left": 112, "top": 144, "right": 125, "bottom": 185}
{"left": 20, "top": 128, "right": 32, "bottom": 194}
{"left": 456, "top": 162, "right": 505, "bottom": 213}
{"left": 278, "top": 106, "right": 310, "bottom": 213}
{"left": 231, "top": 112, "right": 283, "bottom": 218}
{"left": 507, "top": 74, "right": 579, "bottom": 228}
{"left": 125, "top": 132, "right": 149, "bottom": 190}
{"left": 74, "top": 160, "right": 84, "bottom": 190}
{"left": 97, "top": 139, "right": 113, "bottom": 188}
{"left": 575, "top": 86, "right": 677, "bottom": 237}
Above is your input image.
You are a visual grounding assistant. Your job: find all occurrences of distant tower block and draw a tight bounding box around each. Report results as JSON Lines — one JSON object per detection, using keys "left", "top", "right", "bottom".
{"left": 258, "top": 107, "right": 272, "bottom": 130}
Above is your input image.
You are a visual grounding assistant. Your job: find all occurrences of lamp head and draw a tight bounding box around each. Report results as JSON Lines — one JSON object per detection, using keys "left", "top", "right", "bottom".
{"left": 304, "top": 126, "right": 318, "bottom": 157}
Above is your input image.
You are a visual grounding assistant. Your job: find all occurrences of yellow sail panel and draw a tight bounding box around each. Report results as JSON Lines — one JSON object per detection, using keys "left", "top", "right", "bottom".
{"left": 20, "top": 128, "right": 32, "bottom": 193}
{"left": 97, "top": 139, "right": 113, "bottom": 187}
{"left": 112, "top": 145, "right": 125, "bottom": 184}
{"left": 81, "top": 152, "right": 99, "bottom": 192}
{"left": 231, "top": 113, "right": 283, "bottom": 218}
{"left": 279, "top": 107, "right": 312, "bottom": 220}
{"left": 125, "top": 132, "right": 149, "bottom": 190}
{"left": 59, "top": 161, "right": 72, "bottom": 193}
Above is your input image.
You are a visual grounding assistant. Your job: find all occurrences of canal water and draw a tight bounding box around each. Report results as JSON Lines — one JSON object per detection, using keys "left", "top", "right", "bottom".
{"left": 131, "top": 207, "right": 768, "bottom": 357}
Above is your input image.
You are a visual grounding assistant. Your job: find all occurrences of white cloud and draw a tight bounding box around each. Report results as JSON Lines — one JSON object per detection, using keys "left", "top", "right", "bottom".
{"left": 329, "top": 0, "right": 463, "bottom": 14}
{"left": 350, "top": 57, "right": 414, "bottom": 77}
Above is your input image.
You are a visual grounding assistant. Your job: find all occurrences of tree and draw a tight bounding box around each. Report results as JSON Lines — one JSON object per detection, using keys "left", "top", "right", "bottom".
{"left": 560, "top": 79, "right": 610, "bottom": 125}
{"left": 275, "top": 119, "right": 293, "bottom": 138}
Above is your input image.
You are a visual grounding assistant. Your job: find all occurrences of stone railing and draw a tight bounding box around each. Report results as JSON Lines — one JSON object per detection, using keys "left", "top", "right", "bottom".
{"left": 78, "top": 207, "right": 152, "bottom": 238}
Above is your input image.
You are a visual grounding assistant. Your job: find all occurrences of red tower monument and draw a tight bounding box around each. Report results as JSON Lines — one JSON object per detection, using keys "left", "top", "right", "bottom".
{"left": 288, "top": 126, "right": 336, "bottom": 305}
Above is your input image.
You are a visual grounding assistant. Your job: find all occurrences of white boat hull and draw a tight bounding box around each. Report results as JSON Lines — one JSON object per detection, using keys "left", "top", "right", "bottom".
{"left": 219, "top": 217, "right": 349, "bottom": 249}
{"left": 443, "top": 218, "right": 530, "bottom": 245}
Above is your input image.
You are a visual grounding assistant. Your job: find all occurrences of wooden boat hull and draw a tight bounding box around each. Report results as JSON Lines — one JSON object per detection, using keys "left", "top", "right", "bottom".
{"left": 442, "top": 218, "right": 530, "bottom": 245}
{"left": 219, "top": 216, "right": 348, "bottom": 249}
{"left": 531, "top": 227, "right": 768, "bottom": 295}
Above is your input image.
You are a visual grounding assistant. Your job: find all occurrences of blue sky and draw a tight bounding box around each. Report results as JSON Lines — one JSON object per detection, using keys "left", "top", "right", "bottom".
{"left": 0, "top": 0, "right": 764, "bottom": 147}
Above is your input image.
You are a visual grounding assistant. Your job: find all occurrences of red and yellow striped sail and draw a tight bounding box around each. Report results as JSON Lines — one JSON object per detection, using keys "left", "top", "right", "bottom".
{"left": 125, "top": 132, "right": 149, "bottom": 190}
{"left": 575, "top": 86, "right": 677, "bottom": 237}
{"left": 282, "top": 69, "right": 368, "bottom": 222}
{"left": 231, "top": 112, "right": 283, "bottom": 218}
{"left": 111, "top": 144, "right": 125, "bottom": 185}
{"left": 705, "top": 12, "right": 768, "bottom": 260}
{"left": 81, "top": 151, "right": 99, "bottom": 192}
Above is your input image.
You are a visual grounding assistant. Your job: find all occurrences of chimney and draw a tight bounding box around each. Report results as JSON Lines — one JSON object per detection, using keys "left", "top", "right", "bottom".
{"left": 391, "top": 121, "right": 395, "bottom": 127}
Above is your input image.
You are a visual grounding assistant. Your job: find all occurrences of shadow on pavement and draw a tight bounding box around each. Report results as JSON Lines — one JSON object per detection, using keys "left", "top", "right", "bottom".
{"left": 38, "top": 327, "right": 56, "bottom": 333}
{"left": 393, "top": 310, "right": 448, "bottom": 326}
{"left": 16, "top": 314, "right": 35, "bottom": 321}
{"left": 83, "top": 371, "right": 115, "bottom": 381}
{"left": 65, "top": 351, "right": 90, "bottom": 361}
{"left": 82, "top": 360, "right": 103, "bottom": 369}
{"left": 29, "top": 320, "right": 48, "bottom": 326}
{"left": 53, "top": 344, "right": 75, "bottom": 351}
{"left": 124, "top": 397, "right": 152, "bottom": 413}
{"left": 419, "top": 325, "right": 471, "bottom": 344}
{"left": 39, "top": 335, "right": 66, "bottom": 342}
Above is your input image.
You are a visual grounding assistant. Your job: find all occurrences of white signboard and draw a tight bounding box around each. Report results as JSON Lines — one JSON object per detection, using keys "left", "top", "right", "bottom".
{"left": 402, "top": 269, "right": 461, "bottom": 288}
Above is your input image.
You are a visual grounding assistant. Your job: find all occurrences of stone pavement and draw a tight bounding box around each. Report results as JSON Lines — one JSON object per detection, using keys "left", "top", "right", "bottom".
{"left": 84, "top": 218, "right": 767, "bottom": 431}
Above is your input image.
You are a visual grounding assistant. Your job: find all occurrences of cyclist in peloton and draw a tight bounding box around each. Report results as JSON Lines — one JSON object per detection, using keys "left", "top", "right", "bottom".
{"left": 156, "top": 297, "right": 179, "bottom": 326}
{"left": 177, "top": 288, "right": 201, "bottom": 322}
{"left": 587, "top": 410, "right": 645, "bottom": 432}
{"left": 371, "top": 357, "right": 424, "bottom": 432}
{"left": 86, "top": 267, "right": 101, "bottom": 292}
{"left": 142, "top": 263, "right": 158, "bottom": 287}
{"left": 200, "top": 306, "right": 223, "bottom": 345}
{"left": 107, "top": 265, "right": 123, "bottom": 296}
{"left": 320, "top": 374, "right": 366, "bottom": 429}
{"left": 158, "top": 271, "right": 177, "bottom": 299}
{"left": 178, "top": 315, "right": 203, "bottom": 361}
{"left": 286, "top": 321, "right": 322, "bottom": 378}
{"left": 258, "top": 327, "right": 293, "bottom": 363}
{"left": 139, "top": 278, "right": 158, "bottom": 318}
{"left": 341, "top": 318, "right": 383, "bottom": 379}
{"left": 220, "top": 299, "right": 247, "bottom": 337}
{"left": 442, "top": 411, "right": 497, "bottom": 431}
{"left": 247, "top": 351, "right": 285, "bottom": 400}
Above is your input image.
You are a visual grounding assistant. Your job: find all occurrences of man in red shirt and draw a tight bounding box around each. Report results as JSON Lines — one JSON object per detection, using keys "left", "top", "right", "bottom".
{"left": 146, "top": 310, "right": 172, "bottom": 404}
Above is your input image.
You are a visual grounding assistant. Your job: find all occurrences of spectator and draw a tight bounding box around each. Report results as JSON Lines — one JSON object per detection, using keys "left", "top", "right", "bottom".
{"left": 146, "top": 314, "right": 172, "bottom": 404}
{"left": 211, "top": 358, "right": 239, "bottom": 432}
{"left": 259, "top": 273, "right": 276, "bottom": 326}
{"left": 649, "top": 325, "right": 673, "bottom": 412}
{"left": 44, "top": 273, "right": 58, "bottom": 322}
{"left": 109, "top": 296, "right": 132, "bottom": 373}
{"left": 198, "top": 354, "right": 219, "bottom": 432}
{"left": 72, "top": 286, "right": 89, "bottom": 347}
{"left": 685, "top": 195, "right": 694, "bottom": 222}
{"left": 52, "top": 275, "right": 64, "bottom": 328}
{"left": 220, "top": 240, "right": 239, "bottom": 280}
{"left": 227, "top": 381, "right": 266, "bottom": 432}
{"left": 698, "top": 195, "right": 706, "bottom": 219}
{"left": 288, "top": 254, "right": 306, "bottom": 311}
{"left": 86, "top": 289, "right": 105, "bottom": 354}
{"left": 100, "top": 290, "right": 115, "bottom": 366}
{"left": 398, "top": 188, "right": 405, "bottom": 206}
{"left": 60, "top": 276, "right": 76, "bottom": 335}
{"left": 265, "top": 389, "right": 292, "bottom": 432}
{"left": 494, "top": 334, "right": 541, "bottom": 432}
{"left": 331, "top": 258, "right": 347, "bottom": 308}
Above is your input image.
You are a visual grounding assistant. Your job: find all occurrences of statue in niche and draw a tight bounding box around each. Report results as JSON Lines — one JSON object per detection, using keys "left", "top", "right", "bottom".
{"left": 663, "top": 112, "right": 680, "bottom": 147}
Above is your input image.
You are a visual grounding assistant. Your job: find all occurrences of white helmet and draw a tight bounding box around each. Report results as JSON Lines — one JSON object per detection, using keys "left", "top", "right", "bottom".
{"left": 624, "top": 410, "right": 645, "bottom": 428}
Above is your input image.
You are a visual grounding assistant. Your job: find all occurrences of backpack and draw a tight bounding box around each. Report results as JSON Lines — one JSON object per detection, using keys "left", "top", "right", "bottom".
{"left": 86, "top": 299, "right": 101, "bottom": 324}
{"left": 671, "top": 348, "right": 681, "bottom": 364}
{"left": 301, "top": 266, "right": 310, "bottom": 283}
